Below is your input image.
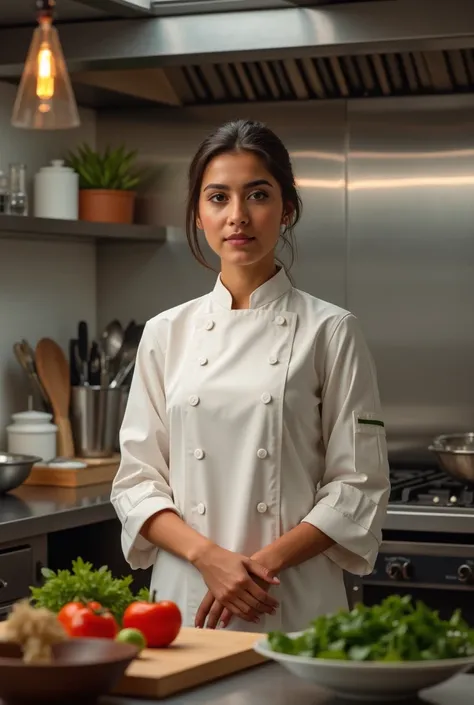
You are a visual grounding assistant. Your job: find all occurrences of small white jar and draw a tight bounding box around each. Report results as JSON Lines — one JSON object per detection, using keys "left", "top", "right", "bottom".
{"left": 34, "top": 159, "right": 79, "bottom": 220}
{"left": 7, "top": 410, "right": 58, "bottom": 462}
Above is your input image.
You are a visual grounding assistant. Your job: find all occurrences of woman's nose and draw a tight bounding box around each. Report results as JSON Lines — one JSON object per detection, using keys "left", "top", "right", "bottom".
{"left": 228, "top": 200, "right": 249, "bottom": 225}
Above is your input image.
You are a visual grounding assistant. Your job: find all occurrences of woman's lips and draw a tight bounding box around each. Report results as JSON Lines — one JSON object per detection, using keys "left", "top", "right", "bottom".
{"left": 225, "top": 235, "right": 255, "bottom": 246}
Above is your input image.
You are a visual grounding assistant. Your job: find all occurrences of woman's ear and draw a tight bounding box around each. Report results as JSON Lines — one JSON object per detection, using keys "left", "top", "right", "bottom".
{"left": 196, "top": 215, "right": 203, "bottom": 230}
{"left": 282, "top": 202, "right": 295, "bottom": 225}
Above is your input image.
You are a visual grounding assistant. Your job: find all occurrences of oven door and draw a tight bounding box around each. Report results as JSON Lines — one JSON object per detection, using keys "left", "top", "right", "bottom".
{"left": 355, "top": 541, "right": 474, "bottom": 625}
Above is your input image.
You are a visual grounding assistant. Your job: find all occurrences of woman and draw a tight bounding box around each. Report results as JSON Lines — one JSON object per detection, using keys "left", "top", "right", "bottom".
{"left": 111, "top": 119, "right": 390, "bottom": 634}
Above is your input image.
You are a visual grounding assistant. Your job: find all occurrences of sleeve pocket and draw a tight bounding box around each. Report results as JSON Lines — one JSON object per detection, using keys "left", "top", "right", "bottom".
{"left": 353, "top": 410, "right": 386, "bottom": 477}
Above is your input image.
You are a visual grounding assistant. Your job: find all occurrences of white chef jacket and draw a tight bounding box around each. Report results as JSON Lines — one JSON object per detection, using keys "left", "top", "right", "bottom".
{"left": 111, "top": 267, "right": 390, "bottom": 633}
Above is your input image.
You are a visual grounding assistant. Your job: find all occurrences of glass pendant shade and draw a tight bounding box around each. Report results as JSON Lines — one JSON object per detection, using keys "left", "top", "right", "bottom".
{"left": 12, "top": 18, "right": 80, "bottom": 130}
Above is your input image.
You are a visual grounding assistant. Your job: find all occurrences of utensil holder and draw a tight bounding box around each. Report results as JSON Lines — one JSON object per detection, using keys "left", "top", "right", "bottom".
{"left": 71, "top": 386, "right": 123, "bottom": 458}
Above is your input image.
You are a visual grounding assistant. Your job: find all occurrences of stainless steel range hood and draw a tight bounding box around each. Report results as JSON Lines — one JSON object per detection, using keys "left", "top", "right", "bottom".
{"left": 1, "top": 0, "right": 474, "bottom": 107}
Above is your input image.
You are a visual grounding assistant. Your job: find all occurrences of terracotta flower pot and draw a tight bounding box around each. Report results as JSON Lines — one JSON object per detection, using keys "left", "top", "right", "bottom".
{"left": 79, "top": 189, "right": 136, "bottom": 224}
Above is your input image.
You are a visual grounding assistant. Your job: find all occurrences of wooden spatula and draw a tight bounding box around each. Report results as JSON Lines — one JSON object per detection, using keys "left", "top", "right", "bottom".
{"left": 35, "top": 337, "right": 75, "bottom": 458}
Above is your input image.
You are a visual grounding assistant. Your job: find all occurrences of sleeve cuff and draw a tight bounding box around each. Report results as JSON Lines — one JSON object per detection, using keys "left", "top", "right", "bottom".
{"left": 302, "top": 500, "right": 381, "bottom": 575}
{"left": 121, "top": 496, "right": 180, "bottom": 570}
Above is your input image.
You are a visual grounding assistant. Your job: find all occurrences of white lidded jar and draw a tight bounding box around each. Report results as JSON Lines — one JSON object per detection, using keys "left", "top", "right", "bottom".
{"left": 7, "top": 410, "right": 58, "bottom": 462}
{"left": 34, "top": 159, "right": 79, "bottom": 220}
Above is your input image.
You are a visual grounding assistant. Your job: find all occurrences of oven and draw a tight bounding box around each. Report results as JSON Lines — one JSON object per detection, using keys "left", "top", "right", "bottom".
{"left": 357, "top": 539, "right": 474, "bottom": 625}
{"left": 351, "top": 466, "right": 474, "bottom": 625}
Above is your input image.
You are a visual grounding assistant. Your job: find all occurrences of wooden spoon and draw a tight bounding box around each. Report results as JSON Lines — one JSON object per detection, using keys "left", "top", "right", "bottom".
{"left": 35, "top": 337, "right": 75, "bottom": 458}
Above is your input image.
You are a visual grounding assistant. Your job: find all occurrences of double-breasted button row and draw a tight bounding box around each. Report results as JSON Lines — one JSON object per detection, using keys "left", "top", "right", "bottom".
{"left": 194, "top": 314, "right": 276, "bottom": 519}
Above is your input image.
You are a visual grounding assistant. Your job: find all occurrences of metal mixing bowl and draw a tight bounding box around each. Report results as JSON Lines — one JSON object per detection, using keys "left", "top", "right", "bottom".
{"left": 0, "top": 453, "right": 41, "bottom": 493}
{"left": 429, "top": 433, "right": 474, "bottom": 484}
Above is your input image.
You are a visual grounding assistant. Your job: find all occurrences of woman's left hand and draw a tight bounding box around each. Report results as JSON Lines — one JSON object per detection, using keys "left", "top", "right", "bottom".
{"left": 195, "top": 552, "right": 279, "bottom": 629}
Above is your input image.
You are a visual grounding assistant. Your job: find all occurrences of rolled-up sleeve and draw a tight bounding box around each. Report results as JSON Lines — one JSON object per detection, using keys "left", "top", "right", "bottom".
{"left": 111, "top": 318, "right": 179, "bottom": 570}
{"left": 302, "top": 313, "right": 390, "bottom": 575}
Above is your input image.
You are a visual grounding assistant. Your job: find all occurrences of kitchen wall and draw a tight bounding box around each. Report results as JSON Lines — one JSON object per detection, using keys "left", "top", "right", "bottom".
{"left": 96, "top": 95, "right": 474, "bottom": 462}
{"left": 0, "top": 80, "right": 97, "bottom": 447}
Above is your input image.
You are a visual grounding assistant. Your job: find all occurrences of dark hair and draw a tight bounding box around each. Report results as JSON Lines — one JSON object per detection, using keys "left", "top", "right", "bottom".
{"left": 185, "top": 119, "right": 302, "bottom": 273}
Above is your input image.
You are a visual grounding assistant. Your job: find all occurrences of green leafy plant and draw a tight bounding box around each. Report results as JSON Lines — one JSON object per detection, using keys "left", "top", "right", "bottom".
{"left": 66, "top": 143, "right": 141, "bottom": 191}
{"left": 268, "top": 594, "right": 474, "bottom": 662}
{"left": 30, "top": 557, "right": 150, "bottom": 624}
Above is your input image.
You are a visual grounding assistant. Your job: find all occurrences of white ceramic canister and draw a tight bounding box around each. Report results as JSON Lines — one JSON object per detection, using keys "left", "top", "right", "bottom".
{"left": 7, "top": 410, "right": 58, "bottom": 461}
{"left": 34, "top": 159, "right": 79, "bottom": 220}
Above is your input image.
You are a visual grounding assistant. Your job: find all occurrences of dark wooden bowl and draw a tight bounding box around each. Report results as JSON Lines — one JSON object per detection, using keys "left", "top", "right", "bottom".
{"left": 0, "top": 638, "right": 138, "bottom": 704}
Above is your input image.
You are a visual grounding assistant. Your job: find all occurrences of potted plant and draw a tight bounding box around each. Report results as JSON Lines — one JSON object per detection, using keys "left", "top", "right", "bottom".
{"left": 66, "top": 143, "right": 141, "bottom": 224}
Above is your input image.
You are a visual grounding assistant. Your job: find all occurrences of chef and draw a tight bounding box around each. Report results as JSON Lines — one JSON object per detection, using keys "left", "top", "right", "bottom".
{"left": 111, "top": 118, "right": 390, "bottom": 633}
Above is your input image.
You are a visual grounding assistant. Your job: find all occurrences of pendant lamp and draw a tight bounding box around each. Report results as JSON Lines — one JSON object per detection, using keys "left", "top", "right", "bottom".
{"left": 12, "top": 0, "right": 80, "bottom": 129}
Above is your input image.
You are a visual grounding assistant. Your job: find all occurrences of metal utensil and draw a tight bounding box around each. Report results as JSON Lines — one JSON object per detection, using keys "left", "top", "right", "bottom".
{"left": 101, "top": 319, "right": 124, "bottom": 361}
{"left": 13, "top": 341, "right": 50, "bottom": 408}
{"left": 0, "top": 453, "right": 41, "bottom": 493}
{"left": 100, "top": 319, "right": 124, "bottom": 387}
{"left": 109, "top": 358, "right": 136, "bottom": 389}
{"left": 77, "top": 320, "right": 89, "bottom": 385}
{"left": 88, "top": 341, "right": 101, "bottom": 386}
{"left": 110, "top": 332, "right": 138, "bottom": 389}
{"left": 429, "top": 433, "right": 474, "bottom": 484}
{"left": 69, "top": 338, "right": 80, "bottom": 386}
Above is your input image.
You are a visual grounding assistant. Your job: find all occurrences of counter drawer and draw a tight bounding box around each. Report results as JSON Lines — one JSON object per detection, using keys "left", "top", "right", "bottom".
{"left": 0, "top": 546, "right": 33, "bottom": 605}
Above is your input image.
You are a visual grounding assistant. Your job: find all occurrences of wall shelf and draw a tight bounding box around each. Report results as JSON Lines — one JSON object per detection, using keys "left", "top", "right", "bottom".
{"left": 0, "top": 215, "right": 166, "bottom": 244}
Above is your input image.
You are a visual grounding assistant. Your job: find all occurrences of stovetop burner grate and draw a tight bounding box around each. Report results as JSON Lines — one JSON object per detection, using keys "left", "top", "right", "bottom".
{"left": 389, "top": 468, "right": 474, "bottom": 507}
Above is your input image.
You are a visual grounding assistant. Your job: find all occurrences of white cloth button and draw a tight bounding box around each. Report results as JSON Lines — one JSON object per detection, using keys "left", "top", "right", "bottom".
{"left": 275, "top": 315, "right": 286, "bottom": 326}
{"left": 194, "top": 448, "right": 205, "bottom": 460}
{"left": 257, "top": 502, "right": 268, "bottom": 514}
{"left": 257, "top": 448, "right": 268, "bottom": 459}
{"left": 199, "top": 357, "right": 208, "bottom": 366}
{"left": 261, "top": 392, "right": 272, "bottom": 404}
{"left": 205, "top": 320, "right": 215, "bottom": 331}
{"left": 268, "top": 355, "right": 278, "bottom": 365}
{"left": 189, "top": 395, "right": 200, "bottom": 406}
{"left": 197, "top": 502, "right": 206, "bottom": 515}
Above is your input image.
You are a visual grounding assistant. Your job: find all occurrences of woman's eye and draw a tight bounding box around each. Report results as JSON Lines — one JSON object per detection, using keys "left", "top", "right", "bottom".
{"left": 209, "top": 193, "right": 227, "bottom": 203}
{"left": 249, "top": 190, "right": 268, "bottom": 201}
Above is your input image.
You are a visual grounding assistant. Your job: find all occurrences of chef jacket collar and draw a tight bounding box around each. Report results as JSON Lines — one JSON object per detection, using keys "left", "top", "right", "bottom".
{"left": 211, "top": 266, "right": 292, "bottom": 310}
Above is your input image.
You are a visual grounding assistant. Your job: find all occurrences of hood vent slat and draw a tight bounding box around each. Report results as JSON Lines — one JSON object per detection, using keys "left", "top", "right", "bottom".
{"left": 167, "top": 48, "right": 474, "bottom": 106}
{"left": 447, "top": 50, "right": 469, "bottom": 87}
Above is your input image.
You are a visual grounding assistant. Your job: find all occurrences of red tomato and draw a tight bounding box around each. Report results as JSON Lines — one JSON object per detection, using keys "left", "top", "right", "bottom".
{"left": 63, "top": 603, "right": 118, "bottom": 639}
{"left": 57, "top": 601, "right": 102, "bottom": 634}
{"left": 123, "top": 598, "right": 182, "bottom": 648}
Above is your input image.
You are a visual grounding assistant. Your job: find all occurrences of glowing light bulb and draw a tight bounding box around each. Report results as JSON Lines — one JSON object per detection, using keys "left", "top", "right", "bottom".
{"left": 37, "top": 43, "right": 55, "bottom": 101}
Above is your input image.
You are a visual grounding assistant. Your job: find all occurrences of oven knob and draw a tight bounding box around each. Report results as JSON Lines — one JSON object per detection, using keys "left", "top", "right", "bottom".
{"left": 386, "top": 562, "right": 402, "bottom": 580}
{"left": 457, "top": 564, "right": 473, "bottom": 584}
{"left": 401, "top": 560, "right": 413, "bottom": 580}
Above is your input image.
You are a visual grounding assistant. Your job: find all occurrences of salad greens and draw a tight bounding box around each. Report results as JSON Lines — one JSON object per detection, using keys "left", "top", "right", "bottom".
{"left": 30, "top": 557, "right": 149, "bottom": 623}
{"left": 268, "top": 595, "right": 474, "bottom": 662}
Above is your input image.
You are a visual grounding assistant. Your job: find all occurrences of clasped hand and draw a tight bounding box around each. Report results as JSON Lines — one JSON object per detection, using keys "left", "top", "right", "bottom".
{"left": 193, "top": 544, "right": 279, "bottom": 629}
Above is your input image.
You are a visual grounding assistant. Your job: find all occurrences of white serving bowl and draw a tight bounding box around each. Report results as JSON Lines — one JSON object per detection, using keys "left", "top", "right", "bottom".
{"left": 254, "top": 631, "right": 474, "bottom": 701}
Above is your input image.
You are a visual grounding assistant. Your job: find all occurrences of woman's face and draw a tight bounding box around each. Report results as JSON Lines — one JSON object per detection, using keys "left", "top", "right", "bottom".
{"left": 197, "top": 150, "right": 288, "bottom": 270}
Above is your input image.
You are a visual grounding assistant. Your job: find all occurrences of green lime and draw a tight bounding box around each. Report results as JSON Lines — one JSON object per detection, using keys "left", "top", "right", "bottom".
{"left": 116, "top": 628, "right": 147, "bottom": 650}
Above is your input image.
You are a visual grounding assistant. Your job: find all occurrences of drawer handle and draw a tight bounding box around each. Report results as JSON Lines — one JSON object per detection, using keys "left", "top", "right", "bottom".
{"left": 0, "top": 579, "right": 8, "bottom": 589}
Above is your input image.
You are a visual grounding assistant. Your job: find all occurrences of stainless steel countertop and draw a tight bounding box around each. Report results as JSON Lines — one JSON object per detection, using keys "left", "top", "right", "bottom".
{"left": 102, "top": 663, "right": 474, "bottom": 705}
{"left": 0, "top": 482, "right": 115, "bottom": 543}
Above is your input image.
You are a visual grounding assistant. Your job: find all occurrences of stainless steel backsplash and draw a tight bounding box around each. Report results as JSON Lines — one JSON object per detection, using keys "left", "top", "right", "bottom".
{"left": 96, "top": 95, "right": 474, "bottom": 463}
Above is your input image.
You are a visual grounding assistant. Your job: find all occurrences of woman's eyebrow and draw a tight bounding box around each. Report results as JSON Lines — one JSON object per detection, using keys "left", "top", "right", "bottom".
{"left": 203, "top": 179, "right": 273, "bottom": 192}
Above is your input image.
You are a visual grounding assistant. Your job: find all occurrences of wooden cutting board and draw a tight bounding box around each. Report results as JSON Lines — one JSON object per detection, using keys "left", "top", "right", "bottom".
{"left": 23, "top": 454, "right": 120, "bottom": 487}
{"left": 113, "top": 627, "right": 267, "bottom": 699}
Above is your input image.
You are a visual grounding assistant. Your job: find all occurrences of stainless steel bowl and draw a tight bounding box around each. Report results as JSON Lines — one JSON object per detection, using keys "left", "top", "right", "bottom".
{"left": 429, "top": 433, "right": 474, "bottom": 484}
{"left": 0, "top": 453, "right": 41, "bottom": 493}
